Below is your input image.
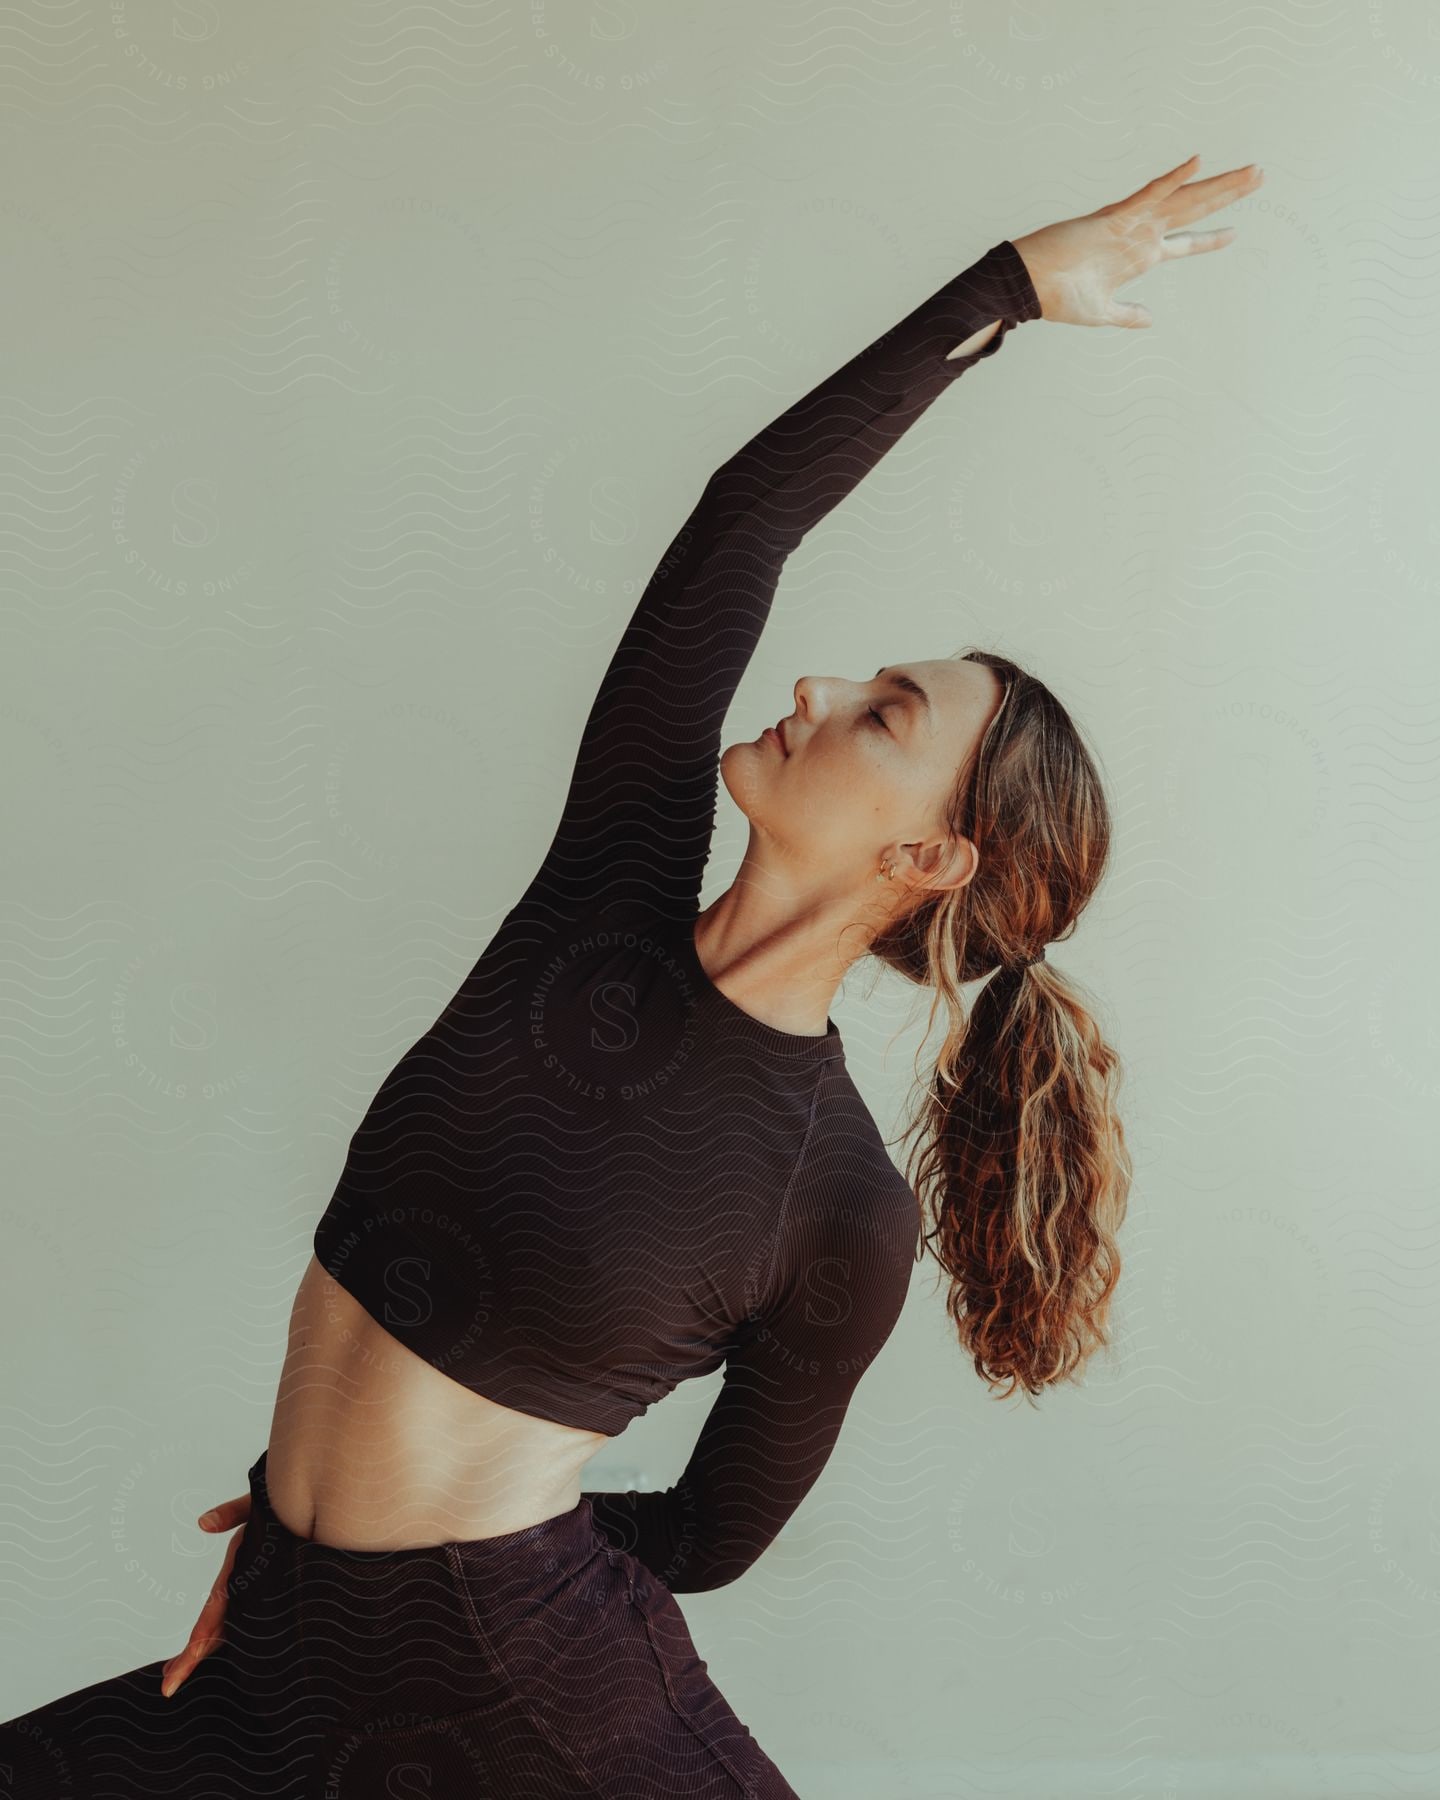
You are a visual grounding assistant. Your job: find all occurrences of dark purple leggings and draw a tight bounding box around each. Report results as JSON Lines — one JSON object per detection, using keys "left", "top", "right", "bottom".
{"left": 0, "top": 1451, "right": 800, "bottom": 1798}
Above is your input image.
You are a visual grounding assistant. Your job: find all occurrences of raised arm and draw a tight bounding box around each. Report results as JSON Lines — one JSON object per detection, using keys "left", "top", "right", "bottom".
{"left": 508, "top": 157, "right": 1269, "bottom": 927}
{"left": 582, "top": 1165, "right": 918, "bottom": 1595}
{"left": 508, "top": 240, "right": 1042, "bottom": 927}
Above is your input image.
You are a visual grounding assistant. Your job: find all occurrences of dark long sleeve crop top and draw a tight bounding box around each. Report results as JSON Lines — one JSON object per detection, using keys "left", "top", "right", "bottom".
{"left": 311, "top": 239, "right": 1042, "bottom": 1594}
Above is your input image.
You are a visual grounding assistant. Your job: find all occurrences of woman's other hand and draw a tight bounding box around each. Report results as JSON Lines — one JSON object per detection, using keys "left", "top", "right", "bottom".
{"left": 159, "top": 1491, "right": 251, "bottom": 1696}
{"left": 1012, "top": 154, "right": 1264, "bottom": 329}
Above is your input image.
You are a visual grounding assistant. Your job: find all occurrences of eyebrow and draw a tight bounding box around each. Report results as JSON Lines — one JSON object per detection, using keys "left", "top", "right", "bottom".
{"left": 873, "top": 666, "right": 933, "bottom": 724}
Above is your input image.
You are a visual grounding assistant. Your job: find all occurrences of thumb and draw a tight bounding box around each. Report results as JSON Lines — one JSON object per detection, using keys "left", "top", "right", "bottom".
{"left": 1106, "top": 300, "right": 1152, "bottom": 329}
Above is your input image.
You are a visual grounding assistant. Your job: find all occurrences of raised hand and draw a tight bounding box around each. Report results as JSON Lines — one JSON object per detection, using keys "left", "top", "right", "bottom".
{"left": 1011, "top": 154, "right": 1264, "bottom": 329}
{"left": 159, "top": 1490, "right": 251, "bottom": 1696}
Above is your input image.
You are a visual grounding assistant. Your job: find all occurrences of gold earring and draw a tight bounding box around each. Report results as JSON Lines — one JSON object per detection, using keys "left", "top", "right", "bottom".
{"left": 876, "top": 858, "right": 894, "bottom": 883}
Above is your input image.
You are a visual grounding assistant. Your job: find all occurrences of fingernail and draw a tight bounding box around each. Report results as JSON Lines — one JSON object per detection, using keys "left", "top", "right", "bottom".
{"left": 198, "top": 1511, "right": 218, "bottom": 1528}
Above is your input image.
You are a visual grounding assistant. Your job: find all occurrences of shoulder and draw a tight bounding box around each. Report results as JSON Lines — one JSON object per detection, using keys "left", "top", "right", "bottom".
{"left": 783, "top": 1079, "right": 920, "bottom": 1309}
{"left": 755, "top": 1134, "right": 916, "bottom": 1379}
{"left": 801, "top": 1063, "right": 920, "bottom": 1243}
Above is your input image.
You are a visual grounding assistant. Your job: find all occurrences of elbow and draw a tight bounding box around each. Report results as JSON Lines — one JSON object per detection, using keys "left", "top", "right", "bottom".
{"left": 666, "top": 1563, "right": 739, "bottom": 1597}
{"left": 652, "top": 1550, "right": 725, "bottom": 1595}
{"left": 660, "top": 1539, "right": 769, "bottom": 1596}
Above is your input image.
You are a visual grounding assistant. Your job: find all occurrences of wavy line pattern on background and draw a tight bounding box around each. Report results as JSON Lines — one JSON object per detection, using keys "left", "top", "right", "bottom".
{"left": 2, "top": 1, "right": 1439, "bottom": 1794}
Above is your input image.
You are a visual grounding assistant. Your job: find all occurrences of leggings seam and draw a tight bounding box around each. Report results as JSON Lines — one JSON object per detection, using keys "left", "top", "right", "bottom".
{"left": 627, "top": 1568, "right": 761, "bottom": 1797}
{"left": 443, "top": 1541, "right": 609, "bottom": 1799}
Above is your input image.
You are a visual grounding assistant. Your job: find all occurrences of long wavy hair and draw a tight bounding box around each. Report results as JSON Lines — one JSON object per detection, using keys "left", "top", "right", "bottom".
{"left": 867, "top": 649, "right": 1131, "bottom": 1405}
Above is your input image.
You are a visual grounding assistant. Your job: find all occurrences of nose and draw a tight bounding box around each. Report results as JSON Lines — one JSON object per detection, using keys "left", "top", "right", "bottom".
{"left": 793, "top": 672, "right": 861, "bottom": 721}
{"left": 792, "top": 673, "right": 833, "bottom": 717}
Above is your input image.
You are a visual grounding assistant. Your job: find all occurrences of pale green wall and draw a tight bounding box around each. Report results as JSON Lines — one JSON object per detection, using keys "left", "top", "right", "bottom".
{"left": 3, "top": 5, "right": 1438, "bottom": 1795}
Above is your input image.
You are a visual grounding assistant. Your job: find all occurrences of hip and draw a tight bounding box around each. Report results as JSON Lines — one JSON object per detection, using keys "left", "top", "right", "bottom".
{"left": 0, "top": 1451, "right": 798, "bottom": 1799}
{"left": 229, "top": 1449, "right": 798, "bottom": 1798}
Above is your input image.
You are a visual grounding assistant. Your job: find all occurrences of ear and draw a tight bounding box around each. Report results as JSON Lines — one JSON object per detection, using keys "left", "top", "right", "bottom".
{"left": 895, "top": 832, "right": 978, "bottom": 896}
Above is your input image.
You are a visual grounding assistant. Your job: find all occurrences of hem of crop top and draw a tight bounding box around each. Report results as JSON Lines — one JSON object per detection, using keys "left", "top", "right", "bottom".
{"left": 313, "top": 1245, "right": 646, "bottom": 1437}
{"left": 665, "top": 911, "right": 846, "bottom": 1062}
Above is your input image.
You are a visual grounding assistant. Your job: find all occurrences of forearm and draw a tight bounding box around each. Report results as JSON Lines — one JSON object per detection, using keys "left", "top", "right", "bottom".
{"left": 583, "top": 1484, "right": 701, "bottom": 1591}
{"left": 702, "top": 240, "right": 1041, "bottom": 547}
{"left": 504, "top": 241, "right": 1037, "bottom": 926}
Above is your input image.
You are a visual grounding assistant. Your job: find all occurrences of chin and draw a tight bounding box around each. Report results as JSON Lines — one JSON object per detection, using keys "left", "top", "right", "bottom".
{"left": 718, "top": 738, "right": 771, "bottom": 824}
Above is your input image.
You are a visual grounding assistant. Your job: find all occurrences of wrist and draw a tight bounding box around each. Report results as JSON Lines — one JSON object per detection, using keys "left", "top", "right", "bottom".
{"left": 1006, "top": 235, "right": 1050, "bottom": 321}
{"left": 945, "top": 318, "right": 1003, "bottom": 361}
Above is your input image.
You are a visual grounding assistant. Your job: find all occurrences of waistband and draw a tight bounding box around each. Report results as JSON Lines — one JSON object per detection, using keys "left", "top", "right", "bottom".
{"left": 245, "top": 1449, "right": 602, "bottom": 1572}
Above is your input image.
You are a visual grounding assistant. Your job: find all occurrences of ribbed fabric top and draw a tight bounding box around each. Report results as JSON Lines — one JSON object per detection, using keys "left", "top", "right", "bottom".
{"left": 311, "top": 240, "right": 1042, "bottom": 1592}
{"left": 669, "top": 911, "right": 845, "bottom": 1061}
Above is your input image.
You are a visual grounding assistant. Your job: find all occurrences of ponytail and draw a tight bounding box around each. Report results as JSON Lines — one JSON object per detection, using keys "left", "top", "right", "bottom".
{"left": 869, "top": 649, "right": 1132, "bottom": 1403}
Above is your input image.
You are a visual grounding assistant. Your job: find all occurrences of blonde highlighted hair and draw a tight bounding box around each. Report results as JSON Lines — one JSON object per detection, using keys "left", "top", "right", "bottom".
{"left": 869, "top": 650, "right": 1132, "bottom": 1404}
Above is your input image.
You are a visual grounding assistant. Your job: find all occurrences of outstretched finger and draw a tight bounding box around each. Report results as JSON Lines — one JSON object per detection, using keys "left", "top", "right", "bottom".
{"left": 1105, "top": 299, "right": 1152, "bottom": 330}
{"left": 198, "top": 1494, "right": 249, "bottom": 1532}
{"left": 161, "top": 1604, "right": 225, "bottom": 1696}
{"left": 163, "top": 1588, "right": 228, "bottom": 1692}
{"left": 160, "top": 1633, "right": 220, "bottom": 1698}
{"left": 1163, "top": 165, "right": 1263, "bottom": 229}
{"left": 1160, "top": 225, "right": 1239, "bottom": 258}
{"left": 1112, "top": 154, "right": 1199, "bottom": 212}
{"left": 162, "top": 1535, "right": 241, "bottom": 1696}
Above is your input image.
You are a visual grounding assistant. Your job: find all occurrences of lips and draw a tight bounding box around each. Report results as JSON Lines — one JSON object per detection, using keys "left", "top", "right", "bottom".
{"left": 765, "top": 720, "right": 788, "bottom": 755}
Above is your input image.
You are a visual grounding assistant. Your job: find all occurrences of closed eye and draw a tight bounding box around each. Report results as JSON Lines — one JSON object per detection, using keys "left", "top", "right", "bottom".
{"left": 866, "top": 705, "right": 889, "bottom": 732}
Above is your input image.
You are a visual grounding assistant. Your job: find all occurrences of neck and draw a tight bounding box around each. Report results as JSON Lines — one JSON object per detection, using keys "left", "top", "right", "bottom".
{"left": 692, "top": 862, "right": 892, "bottom": 1038}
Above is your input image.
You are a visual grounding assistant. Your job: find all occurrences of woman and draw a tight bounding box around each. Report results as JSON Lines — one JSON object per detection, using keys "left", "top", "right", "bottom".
{"left": 1, "top": 155, "right": 1260, "bottom": 1797}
